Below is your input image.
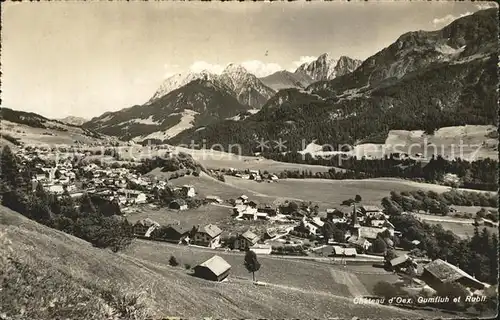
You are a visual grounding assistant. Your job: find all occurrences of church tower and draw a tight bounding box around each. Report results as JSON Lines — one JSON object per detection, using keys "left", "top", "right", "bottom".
{"left": 351, "top": 202, "right": 361, "bottom": 230}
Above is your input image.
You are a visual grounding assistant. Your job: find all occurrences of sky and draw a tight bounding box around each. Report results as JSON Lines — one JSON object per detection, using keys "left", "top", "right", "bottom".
{"left": 1, "top": 1, "right": 497, "bottom": 119}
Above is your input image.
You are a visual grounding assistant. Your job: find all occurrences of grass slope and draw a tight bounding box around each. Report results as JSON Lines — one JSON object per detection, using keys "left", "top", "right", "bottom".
{"left": 1, "top": 206, "right": 448, "bottom": 319}
{"left": 223, "top": 176, "right": 494, "bottom": 209}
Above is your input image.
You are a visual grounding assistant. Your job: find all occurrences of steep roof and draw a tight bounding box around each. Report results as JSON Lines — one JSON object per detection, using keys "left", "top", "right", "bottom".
{"left": 424, "top": 259, "right": 481, "bottom": 286}
{"left": 358, "top": 227, "right": 386, "bottom": 240}
{"left": 168, "top": 224, "right": 191, "bottom": 235}
{"left": 348, "top": 236, "right": 370, "bottom": 246}
{"left": 196, "top": 255, "right": 231, "bottom": 277}
{"left": 241, "top": 230, "right": 259, "bottom": 243}
{"left": 200, "top": 224, "right": 222, "bottom": 238}
{"left": 390, "top": 254, "right": 410, "bottom": 267}
{"left": 362, "top": 205, "right": 382, "bottom": 212}
{"left": 170, "top": 199, "right": 187, "bottom": 206}
{"left": 136, "top": 218, "right": 160, "bottom": 228}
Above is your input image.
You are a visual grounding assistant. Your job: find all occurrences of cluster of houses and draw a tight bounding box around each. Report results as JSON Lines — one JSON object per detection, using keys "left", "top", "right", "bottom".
{"left": 16, "top": 145, "right": 202, "bottom": 210}
{"left": 222, "top": 168, "right": 279, "bottom": 183}
{"left": 133, "top": 217, "right": 273, "bottom": 254}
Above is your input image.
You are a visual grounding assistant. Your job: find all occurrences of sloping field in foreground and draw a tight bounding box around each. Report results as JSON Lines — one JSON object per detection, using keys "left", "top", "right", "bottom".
{"left": 0, "top": 206, "right": 453, "bottom": 319}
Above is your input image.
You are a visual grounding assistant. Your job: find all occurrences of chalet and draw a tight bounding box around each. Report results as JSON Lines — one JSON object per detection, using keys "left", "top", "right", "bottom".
{"left": 34, "top": 173, "right": 48, "bottom": 182}
{"left": 360, "top": 205, "right": 384, "bottom": 218}
{"left": 300, "top": 218, "right": 318, "bottom": 235}
{"left": 133, "top": 218, "right": 160, "bottom": 238}
{"left": 233, "top": 204, "right": 257, "bottom": 217}
{"left": 235, "top": 195, "right": 249, "bottom": 205}
{"left": 326, "top": 208, "right": 345, "bottom": 220}
{"left": 48, "top": 184, "right": 65, "bottom": 194}
{"left": 162, "top": 224, "right": 191, "bottom": 243}
{"left": 249, "top": 173, "right": 261, "bottom": 181}
{"left": 356, "top": 226, "right": 386, "bottom": 241}
{"left": 169, "top": 199, "right": 188, "bottom": 211}
{"left": 421, "top": 259, "right": 485, "bottom": 292}
{"left": 249, "top": 243, "right": 272, "bottom": 255}
{"left": 181, "top": 185, "right": 196, "bottom": 198}
{"left": 205, "top": 195, "right": 223, "bottom": 204}
{"left": 264, "top": 228, "right": 278, "bottom": 240}
{"left": 257, "top": 204, "right": 278, "bottom": 216}
{"left": 332, "top": 246, "right": 357, "bottom": 257}
{"left": 348, "top": 236, "right": 371, "bottom": 252}
{"left": 389, "top": 254, "right": 412, "bottom": 272}
{"left": 193, "top": 255, "right": 231, "bottom": 282}
{"left": 234, "top": 230, "right": 260, "bottom": 251}
{"left": 193, "top": 224, "right": 222, "bottom": 248}
{"left": 235, "top": 173, "right": 250, "bottom": 180}
{"left": 370, "top": 220, "right": 395, "bottom": 236}
{"left": 247, "top": 200, "right": 258, "bottom": 208}
{"left": 244, "top": 211, "right": 269, "bottom": 221}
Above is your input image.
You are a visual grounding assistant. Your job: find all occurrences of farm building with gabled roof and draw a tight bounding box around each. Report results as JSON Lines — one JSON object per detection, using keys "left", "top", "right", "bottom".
{"left": 193, "top": 255, "right": 231, "bottom": 281}
{"left": 193, "top": 224, "right": 223, "bottom": 248}
{"left": 422, "top": 259, "right": 486, "bottom": 291}
{"left": 133, "top": 218, "right": 160, "bottom": 238}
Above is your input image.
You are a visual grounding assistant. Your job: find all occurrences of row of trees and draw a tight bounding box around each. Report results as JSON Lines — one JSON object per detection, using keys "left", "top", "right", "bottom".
{"left": 381, "top": 190, "right": 498, "bottom": 216}
{"left": 0, "top": 146, "right": 133, "bottom": 252}
{"left": 268, "top": 153, "right": 498, "bottom": 191}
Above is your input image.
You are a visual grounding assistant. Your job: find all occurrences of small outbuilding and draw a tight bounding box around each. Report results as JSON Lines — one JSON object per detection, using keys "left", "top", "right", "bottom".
{"left": 169, "top": 199, "right": 188, "bottom": 211}
{"left": 193, "top": 255, "right": 231, "bottom": 282}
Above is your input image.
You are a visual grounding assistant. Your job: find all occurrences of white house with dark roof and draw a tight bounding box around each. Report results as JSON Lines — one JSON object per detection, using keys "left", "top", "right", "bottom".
{"left": 181, "top": 185, "right": 196, "bottom": 198}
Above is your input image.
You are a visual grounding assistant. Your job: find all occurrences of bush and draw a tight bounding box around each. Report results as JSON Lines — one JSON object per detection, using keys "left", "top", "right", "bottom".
{"left": 371, "top": 238, "right": 388, "bottom": 253}
{"left": 184, "top": 263, "right": 191, "bottom": 270}
{"left": 169, "top": 256, "right": 179, "bottom": 267}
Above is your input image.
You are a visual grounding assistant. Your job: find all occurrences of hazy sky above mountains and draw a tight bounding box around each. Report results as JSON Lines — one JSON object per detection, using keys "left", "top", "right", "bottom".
{"left": 2, "top": 1, "right": 497, "bottom": 119}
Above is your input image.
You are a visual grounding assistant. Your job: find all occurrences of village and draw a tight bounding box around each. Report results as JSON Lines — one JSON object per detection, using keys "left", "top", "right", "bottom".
{"left": 10, "top": 143, "right": 494, "bottom": 310}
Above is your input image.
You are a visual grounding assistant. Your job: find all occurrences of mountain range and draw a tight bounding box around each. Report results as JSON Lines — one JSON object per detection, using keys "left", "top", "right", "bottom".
{"left": 59, "top": 116, "right": 88, "bottom": 126}
{"left": 83, "top": 78, "right": 251, "bottom": 142}
{"left": 80, "top": 9, "right": 498, "bottom": 150}
{"left": 84, "top": 52, "right": 362, "bottom": 141}
{"left": 169, "top": 9, "right": 498, "bottom": 154}
{"left": 259, "top": 55, "right": 362, "bottom": 91}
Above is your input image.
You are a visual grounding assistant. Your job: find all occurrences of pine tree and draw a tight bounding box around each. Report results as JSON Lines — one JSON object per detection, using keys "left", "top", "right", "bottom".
{"left": 0, "top": 146, "right": 22, "bottom": 189}
{"left": 244, "top": 249, "right": 261, "bottom": 282}
{"left": 79, "top": 193, "right": 97, "bottom": 214}
{"left": 489, "top": 234, "right": 498, "bottom": 284}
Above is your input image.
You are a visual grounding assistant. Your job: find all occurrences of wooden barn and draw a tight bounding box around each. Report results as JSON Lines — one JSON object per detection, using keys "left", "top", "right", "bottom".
{"left": 421, "top": 259, "right": 485, "bottom": 291}
{"left": 193, "top": 255, "right": 231, "bottom": 282}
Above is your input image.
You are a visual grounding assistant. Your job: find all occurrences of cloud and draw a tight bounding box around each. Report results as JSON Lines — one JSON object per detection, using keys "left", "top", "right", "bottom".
{"left": 293, "top": 56, "right": 317, "bottom": 67}
{"left": 189, "top": 61, "right": 224, "bottom": 74}
{"left": 240, "top": 60, "right": 282, "bottom": 77}
{"left": 287, "top": 55, "right": 317, "bottom": 71}
{"left": 432, "top": 12, "right": 472, "bottom": 27}
{"left": 475, "top": 2, "right": 498, "bottom": 10}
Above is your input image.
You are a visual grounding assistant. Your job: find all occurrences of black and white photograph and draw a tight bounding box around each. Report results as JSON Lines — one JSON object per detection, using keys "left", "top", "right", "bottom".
{"left": 0, "top": 1, "right": 499, "bottom": 319}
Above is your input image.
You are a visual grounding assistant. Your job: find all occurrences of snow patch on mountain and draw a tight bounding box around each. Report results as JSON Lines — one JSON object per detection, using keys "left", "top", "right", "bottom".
{"left": 133, "top": 110, "right": 200, "bottom": 142}
{"left": 147, "top": 70, "right": 217, "bottom": 104}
